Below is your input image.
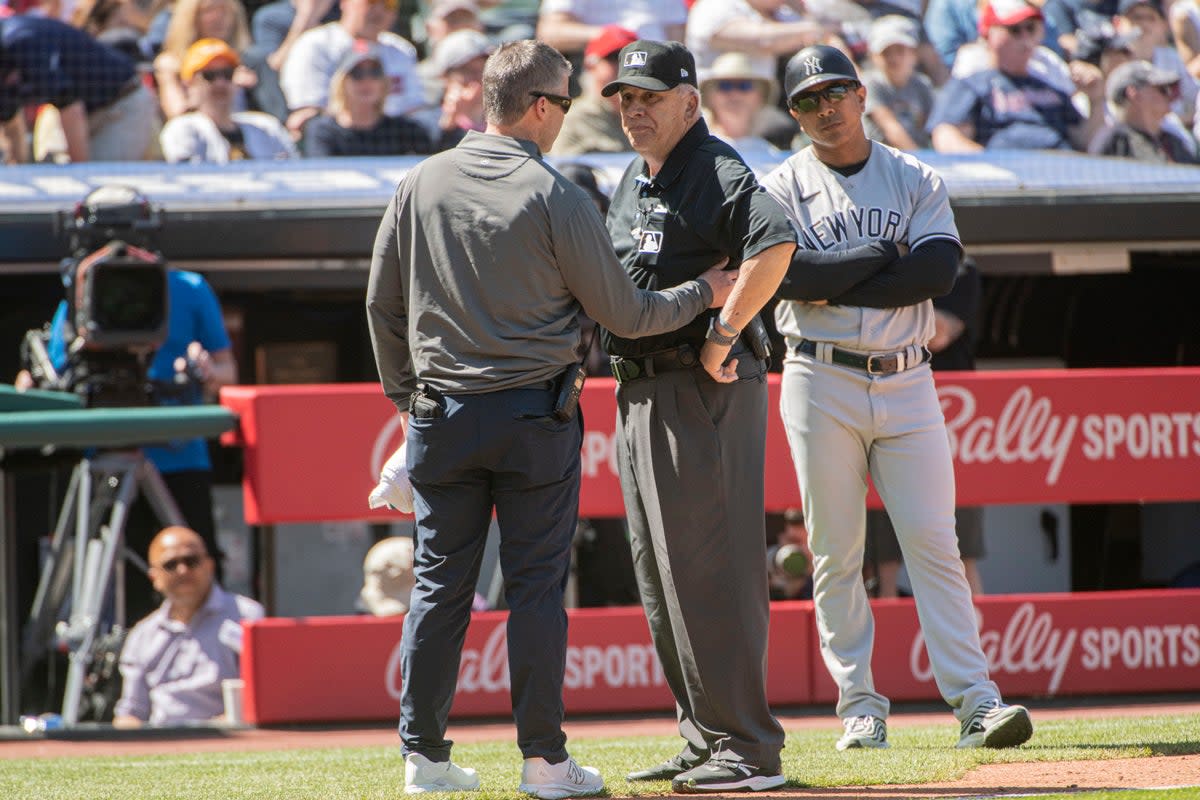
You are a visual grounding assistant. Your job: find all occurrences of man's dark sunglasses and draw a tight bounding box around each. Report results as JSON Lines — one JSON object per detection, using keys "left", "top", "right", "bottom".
{"left": 348, "top": 63, "right": 386, "bottom": 80}
{"left": 790, "top": 81, "right": 859, "bottom": 113}
{"left": 156, "top": 554, "right": 204, "bottom": 573}
{"left": 529, "top": 91, "right": 572, "bottom": 113}
{"left": 716, "top": 79, "right": 757, "bottom": 93}
{"left": 199, "top": 67, "right": 236, "bottom": 83}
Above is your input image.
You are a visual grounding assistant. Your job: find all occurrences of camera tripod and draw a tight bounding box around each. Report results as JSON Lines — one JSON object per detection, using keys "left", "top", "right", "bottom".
{"left": 22, "top": 449, "right": 184, "bottom": 725}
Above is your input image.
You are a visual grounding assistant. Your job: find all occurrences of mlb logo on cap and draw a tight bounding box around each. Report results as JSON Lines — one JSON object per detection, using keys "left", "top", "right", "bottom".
{"left": 602, "top": 40, "right": 699, "bottom": 97}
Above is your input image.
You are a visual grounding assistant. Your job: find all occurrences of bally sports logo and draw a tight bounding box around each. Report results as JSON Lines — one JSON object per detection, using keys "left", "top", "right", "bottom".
{"left": 383, "top": 624, "right": 666, "bottom": 700}
{"left": 908, "top": 602, "right": 1200, "bottom": 695}
{"left": 938, "top": 384, "right": 1200, "bottom": 486}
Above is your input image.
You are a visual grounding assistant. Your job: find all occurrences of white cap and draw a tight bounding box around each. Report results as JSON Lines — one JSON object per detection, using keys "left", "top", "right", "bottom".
{"left": 868, "top": 15, "right": 921, "bottom": 55}
{"left": 434, "top": 29, "right": 494, "bottom": 75}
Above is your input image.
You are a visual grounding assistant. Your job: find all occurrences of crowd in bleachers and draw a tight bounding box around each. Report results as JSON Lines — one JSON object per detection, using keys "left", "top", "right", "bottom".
{"left": 1, "top": 0, "right": 1197, "bottom": 165}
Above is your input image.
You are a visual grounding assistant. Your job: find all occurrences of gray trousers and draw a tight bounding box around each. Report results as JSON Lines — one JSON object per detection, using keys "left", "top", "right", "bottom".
{"left": 399, "top": 384, "right": 580, "bottom": 762}
{"left": 615, "top": 365, "right": 784, "bottom": 771}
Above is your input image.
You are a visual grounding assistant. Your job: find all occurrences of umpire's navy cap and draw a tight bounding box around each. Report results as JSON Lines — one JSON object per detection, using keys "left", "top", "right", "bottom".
{"left": 601, "top": 40, "right": 698, "bottom": 97}
{"left": 784, "top": 45, "right": 860, "bottom": 102}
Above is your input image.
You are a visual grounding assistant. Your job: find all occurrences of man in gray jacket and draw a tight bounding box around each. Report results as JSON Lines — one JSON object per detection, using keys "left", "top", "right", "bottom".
{"left": 366, "top": 39, "right": 735, "bottom": 799}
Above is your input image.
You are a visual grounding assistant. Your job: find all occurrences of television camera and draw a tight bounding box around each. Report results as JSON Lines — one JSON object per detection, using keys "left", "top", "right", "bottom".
{"left": 20, "top": 185, "right": 174, "bottom": 408}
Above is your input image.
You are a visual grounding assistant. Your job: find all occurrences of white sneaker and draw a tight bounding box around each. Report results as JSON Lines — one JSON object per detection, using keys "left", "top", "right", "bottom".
{"left": 404, "top": 752, "right": 480, "bottom": 793}
{"left": 836, "top": 715, "right": 889, "bottom": 751}
{"left": 518, "top": 756, "right": 604, "bottom": 800}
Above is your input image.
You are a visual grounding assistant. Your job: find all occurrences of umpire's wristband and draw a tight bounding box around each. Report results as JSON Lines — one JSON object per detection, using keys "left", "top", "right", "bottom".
{"left": 706, "top": 316, "right": 738, "bottom": 346}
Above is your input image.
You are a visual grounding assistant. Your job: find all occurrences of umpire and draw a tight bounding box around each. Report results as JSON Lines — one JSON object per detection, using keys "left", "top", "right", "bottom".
{"left": 366, "top": 39, "right": 735, "bottom": 799}
{"left": 599, "top": 40, "right": 796, "bottom": 793}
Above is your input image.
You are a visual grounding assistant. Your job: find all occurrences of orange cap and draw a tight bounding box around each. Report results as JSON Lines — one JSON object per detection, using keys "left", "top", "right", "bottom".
{"left": 181, "top": 38, "right": 240, "bottom": 82}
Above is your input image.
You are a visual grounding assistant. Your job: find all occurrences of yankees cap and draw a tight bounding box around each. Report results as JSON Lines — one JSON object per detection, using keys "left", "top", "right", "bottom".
{"left": 784, "top": 45, "right": 859, "bottom": 102}
{"left": 601, "top": 40, "right": 698, "bottom": 97}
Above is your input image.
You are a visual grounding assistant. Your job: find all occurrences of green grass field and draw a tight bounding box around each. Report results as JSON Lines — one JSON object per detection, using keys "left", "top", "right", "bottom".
{"left": 3, "top": 714, "right": 1197, "bottom": 800}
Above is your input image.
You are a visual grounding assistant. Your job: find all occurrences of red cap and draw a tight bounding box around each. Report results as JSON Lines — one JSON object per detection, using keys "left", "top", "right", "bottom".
{"left": 978, "top": 0, "right": 1043, "bottom": 34}
{"left": 585, "top": 25, "right": 638, "bottom": 63}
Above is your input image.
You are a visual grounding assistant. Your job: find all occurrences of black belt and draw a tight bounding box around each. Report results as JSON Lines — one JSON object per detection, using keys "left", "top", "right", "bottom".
{"left": 794, "top": 339, "right": 930, "bottom": 376}
{"left": 610, "top": 345, "right": 699, "bottom": 384}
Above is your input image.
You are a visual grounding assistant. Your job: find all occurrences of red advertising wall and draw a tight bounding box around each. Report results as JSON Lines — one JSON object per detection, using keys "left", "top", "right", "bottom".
{"left": 221, "top": 368, "right": 1200, "bottom": 524}
{"left": 242, "top": 591, "right": 1200, "bottom": 726}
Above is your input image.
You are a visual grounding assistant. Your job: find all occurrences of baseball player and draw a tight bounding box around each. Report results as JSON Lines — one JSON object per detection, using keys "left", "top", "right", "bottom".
{"left": 760, "top": 45, "right": 1034, "bottom": 752}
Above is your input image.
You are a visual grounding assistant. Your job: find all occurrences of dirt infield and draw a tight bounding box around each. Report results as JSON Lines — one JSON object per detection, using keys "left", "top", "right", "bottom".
{"left": 5, "top": 696, "right": 1199, "bottom": 798}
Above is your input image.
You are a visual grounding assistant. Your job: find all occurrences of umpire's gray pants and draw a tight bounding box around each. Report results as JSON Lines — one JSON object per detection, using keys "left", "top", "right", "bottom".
{"left": 616, "top": 366, "right": 784, "bottom": 771}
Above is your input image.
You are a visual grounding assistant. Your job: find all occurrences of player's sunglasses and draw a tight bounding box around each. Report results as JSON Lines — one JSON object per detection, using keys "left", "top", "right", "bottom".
{"left": 529, "top": 91, "right": 572, "bottom": 113}
{"left": 716, "top": 79, "right": 757, "bottom": 93}
{"left": 790, "top": 81, "right": 859, "bottom": 113}
{"left": 199, "top": 67, "right": 236, "bottom": 83}
{"left": 348, "top": 63, "right": 385, "bottom": 80}
{"left": 155, "top": 554, "right": 204, "bottom": 573}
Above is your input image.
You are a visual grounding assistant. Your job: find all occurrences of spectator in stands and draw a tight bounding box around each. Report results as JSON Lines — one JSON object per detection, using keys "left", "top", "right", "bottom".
{"left": 161, "top": 38, "right": 296, "bottom": 161}
{"left": 536, "top": 0, "right": 687, "bottom": 61}
{"left": 1041, "top": 0, "right": 1118, "bottom": 58}
{"left": 1112, "top": 0, "right": 1198, "bottom": 125}
{"left": 926, "top": 0, "right": 1065, "bottom": 71}
{"left": 71, "top": 0, "right": 152, "bottom": 63}
{"left": 550, "top": 24, "right": 633, "bottom": 156}
{"left": 358, "top": 536, "right": 416, "bottom": 616}
{"left": 243, "top": 0, "right": 341, "bottom": 122}
{"left": 280, "top": 0, "right": 424, "bottom": 138}
{"left": 1090, "top": 60, "right": 1200, "bottom": 161}
{"left": 699, "top": 51, "right": 780, "bottom": 160}
{"left": 416, "top": 0, "right": 485, "bottom": 123}
{"left": 154, "top": 0, "right": 253, "bottom": 119}
{"left": 687, "top": 0, "right": 829, "bottom": 82}
{"left": 303, "top": 42, "right": 433, "bottom": 156}
{"left": 1170, "top": 0, "right": 1200, "bottom": 83}
{"left": 430, "top": 28, "right": 491, "bottom": 149}
{"left": 862, "top": 14, "right": 934, "bottom": 149}
{"left": 928, "top": 0, "right": 1106, "bottom": 151}
{"left": 113, "top": 526, "right": 264, "bottom": 727}
{"left": 0, "top": 15, "right": 161, "bottom": 163}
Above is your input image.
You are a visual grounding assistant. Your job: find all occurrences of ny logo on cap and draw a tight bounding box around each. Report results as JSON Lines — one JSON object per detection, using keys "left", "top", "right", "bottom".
{"left": 803, "top": 56, "right": 822, "bottom": 75}
{"left": 625, "top": 51, "right": 648, "bottom": 67}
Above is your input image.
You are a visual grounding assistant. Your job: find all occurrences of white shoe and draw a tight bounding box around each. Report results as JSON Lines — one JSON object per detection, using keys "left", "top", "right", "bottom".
{"left": 836, "top": 715, "right": 889, "bottom": 751}
{"left": 518, "top": 756, "right": 604, "bottom": 800}
{"left": 404, "top": 752, "right": 480, "bottom": 793}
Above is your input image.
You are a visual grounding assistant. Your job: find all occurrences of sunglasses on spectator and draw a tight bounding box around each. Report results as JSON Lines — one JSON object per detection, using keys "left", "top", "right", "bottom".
{"left": 199, "top": 67, "right": 236, "bottom": 83}
{"left": 155, "top": 554, "right": 205, "bottom": 573}
{"left": 716, "top": 79, "right": 757, "bottom": 93}
{"left": 348, "top": 63, "right": 385, "bottom": 80}
{"left": 1002, "top": 19, "right": 1042, "bottom": 38}
{"left": 790, "top": 81, "right": 858, "bottom": 113}
{"left": 529, "top": 91, "right": 572, "bottom": 113}
{"left": 1152, "top": 82, "right": 1180, "bottom": 99}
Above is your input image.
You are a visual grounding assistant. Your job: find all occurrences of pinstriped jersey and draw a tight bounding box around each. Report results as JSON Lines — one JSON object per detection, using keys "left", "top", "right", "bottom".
{"left": 760, "top": 140, "right": 961, "bottom": 352}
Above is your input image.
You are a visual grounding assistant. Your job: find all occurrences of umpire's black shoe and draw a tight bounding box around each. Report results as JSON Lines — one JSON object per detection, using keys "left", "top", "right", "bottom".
{"left": 626, "top": 753, "right": 698, "bottom": 781}
{"left": 671, "top": 758, "right": 786, "bottom": 793}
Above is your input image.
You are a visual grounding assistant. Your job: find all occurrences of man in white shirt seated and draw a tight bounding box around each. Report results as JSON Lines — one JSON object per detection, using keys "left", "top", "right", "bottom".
{"left": 113, "top": 526, "right": 264, "bottom": 727}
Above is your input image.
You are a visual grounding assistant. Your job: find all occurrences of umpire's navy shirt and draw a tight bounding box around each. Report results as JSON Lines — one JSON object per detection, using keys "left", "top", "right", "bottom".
{"left": 0, "top": 16, "right": 137, "bottom": 122}
{"left": 602, "top": 117, "right": 796, "bottom": 358}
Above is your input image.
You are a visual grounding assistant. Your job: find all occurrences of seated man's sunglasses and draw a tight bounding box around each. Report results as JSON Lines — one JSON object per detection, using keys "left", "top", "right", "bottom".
{"left": 790, "top": 81, "right": 859, "bottom": 113}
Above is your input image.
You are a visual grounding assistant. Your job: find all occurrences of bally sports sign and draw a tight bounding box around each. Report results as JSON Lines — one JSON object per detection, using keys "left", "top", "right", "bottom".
{"left": 220, "top": 367, "right": 1200, "bottom": 523}
{"left": 239, "top": 591, "right": 1200, "bottom": 725}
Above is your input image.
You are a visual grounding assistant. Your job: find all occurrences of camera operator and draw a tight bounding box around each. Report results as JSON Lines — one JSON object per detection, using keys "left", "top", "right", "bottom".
{"left": 16, "top": 241, "right": 236, "bottom": 625}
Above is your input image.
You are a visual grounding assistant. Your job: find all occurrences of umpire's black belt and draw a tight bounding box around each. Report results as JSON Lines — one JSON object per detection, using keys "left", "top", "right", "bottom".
{"left": 610, "top": 345, "right": 699, "bottom": 384}
{"left": 794, "top": 339, "right": 930, "bottom": 376}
